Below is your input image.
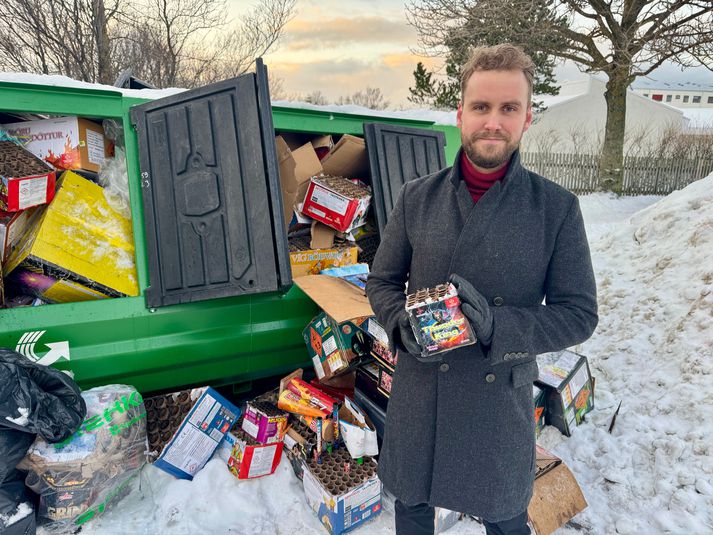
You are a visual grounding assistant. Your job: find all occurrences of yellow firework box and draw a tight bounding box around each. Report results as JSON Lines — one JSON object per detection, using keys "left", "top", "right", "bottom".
{"left": 4, "top": 170, "right": 138, "bottom": 302}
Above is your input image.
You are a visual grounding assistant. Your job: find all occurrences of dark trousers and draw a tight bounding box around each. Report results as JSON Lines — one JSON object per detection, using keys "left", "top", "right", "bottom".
{"left": 395, "top": 499, "right": 530, "bottom": 535}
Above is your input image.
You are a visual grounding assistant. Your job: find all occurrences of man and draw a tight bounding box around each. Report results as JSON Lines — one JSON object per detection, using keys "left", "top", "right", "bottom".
{"left": 365, "top": 44, "right": 598, "bottom": 535}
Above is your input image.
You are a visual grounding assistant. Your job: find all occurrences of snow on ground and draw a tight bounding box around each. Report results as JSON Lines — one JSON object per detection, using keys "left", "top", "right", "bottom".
{"left": 39, "top": 177, "right": 713, "bottom": 535}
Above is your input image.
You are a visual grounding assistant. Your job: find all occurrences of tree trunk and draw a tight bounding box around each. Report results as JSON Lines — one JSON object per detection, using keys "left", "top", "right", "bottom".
{"left": 93, "top": 0, "right": 112, "bottom": 84}
{"left": 599, "top": 73, "right": 629, "bottom": 194}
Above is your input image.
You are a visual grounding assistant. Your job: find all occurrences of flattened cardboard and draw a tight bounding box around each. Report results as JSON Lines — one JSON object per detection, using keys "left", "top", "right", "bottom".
{"left": 310, "top": 221, "right": 336, "bottom": 249}
{"left": 294, "top": 274, "right": 373, "bottom": 323}
{"left": 528, "top": 447, "right": 587, "bottom": 535}
{"left": 321, "top": 134, "right": 369, "bottom": 180}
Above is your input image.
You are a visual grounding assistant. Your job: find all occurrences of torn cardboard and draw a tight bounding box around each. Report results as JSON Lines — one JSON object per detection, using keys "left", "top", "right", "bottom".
{"left": 529, "top": 446, "right": 587, "bottom": 535}
{"left": 321, "top": 135, "right": 369, "bottom": 180}
{"left": 276, "top": 136, "right": 323, "bottom": 230}
{"left": 294, "top": 275, "right": 373, "bottom": 323}
{"left": 311, "top": 221, "right": 336, "bottom": 249}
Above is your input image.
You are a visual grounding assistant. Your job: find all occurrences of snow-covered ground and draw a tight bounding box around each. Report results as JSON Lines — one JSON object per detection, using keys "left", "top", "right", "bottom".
{"left": 36, "top": 177, "right": 713, "bottom": 535}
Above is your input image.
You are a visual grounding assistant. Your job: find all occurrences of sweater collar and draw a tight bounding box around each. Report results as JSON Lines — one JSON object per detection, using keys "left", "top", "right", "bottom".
{"left": 449, "top": 147, "right": 524, "bottom": 189}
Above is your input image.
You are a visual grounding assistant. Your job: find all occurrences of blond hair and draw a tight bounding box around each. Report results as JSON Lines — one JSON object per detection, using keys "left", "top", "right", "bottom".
{"left": 460, "top": 44, "right": 535, "bottom": 102}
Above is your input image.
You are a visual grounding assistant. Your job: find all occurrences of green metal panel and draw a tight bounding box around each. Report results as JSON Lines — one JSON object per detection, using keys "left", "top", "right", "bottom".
{"left": 0, "top": 79, "right": 460, "bottom": 393}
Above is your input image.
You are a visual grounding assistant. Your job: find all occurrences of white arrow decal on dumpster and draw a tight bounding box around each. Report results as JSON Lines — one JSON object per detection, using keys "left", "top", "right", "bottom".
{"left": 15, "top": 331, "right": 71, "bottom": 366}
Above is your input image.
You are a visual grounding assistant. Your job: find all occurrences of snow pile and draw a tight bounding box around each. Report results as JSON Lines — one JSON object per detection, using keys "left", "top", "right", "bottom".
{"left": 547, "top": 174, "right": 713, "bottom": 534}
{"left": 0, "top": 502, "right": 33, "bottom": 528}
{"left": 34, "top": 177, "right": 713, "bottom": 535}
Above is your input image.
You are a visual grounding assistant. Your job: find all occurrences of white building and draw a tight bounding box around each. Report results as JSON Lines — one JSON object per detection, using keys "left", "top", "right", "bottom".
{"left": 522, "top": 76, "right": 686, "bottom": 154}
{"left": 631, "top": 79, "right": 713, "bottom": 108}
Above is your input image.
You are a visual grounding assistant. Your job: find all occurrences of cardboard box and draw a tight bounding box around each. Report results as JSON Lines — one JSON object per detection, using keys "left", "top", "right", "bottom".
{"left": 536, "top": 350, "right": 595, "bottom": 436}
{"left": 152, "top": 387, "right": 241, "bottom": 480}
{"left": 295, "top": 275, "right": 375, "bottom": 381}
{"left": 302, "top": 176, "right": 371, "bottom": 233}
{"left": 529, "top": 446, "right": 587, "bottom": 535}
{"left": 0, "top": 140, "right": 56, "bottom": 211}
{"left": 2, "top": 117, "right": 111, "bottom": 173}
{"left": 227, "top": 421, "right": 284, "bottom": 479}
{"left": 354, "top": 364, "right": 388, "bottom": 412}
{"left": 276, "top": 136, "right": 323, "bottom": 230}
{"left": 241, "top": 401, "right": 288, "bottom": 444}
{"left": 0, "top": 207, "right": 41, "bottom": 263}
{"left": 321, "top": 134, "right": 369, "bottom": 180}
{"left": 302, "top": 452, "right": 381, "bottom": 535}
{"left": 284, "top": 417, "right": 318, "bottom": 480}
{"left": 533, "top": 385, "right": 546, "bottom": 438}
{"left": 303, "top": 311, "right": 371, "bottom": 381}
{"left": 4, "top": 170, "right": 138, "bottom": 300}
{"left": 289, "top": 236, "right": 358, "bottom": 278}
{"left": 376, "top": 366, "right": 393, "bottom": 398}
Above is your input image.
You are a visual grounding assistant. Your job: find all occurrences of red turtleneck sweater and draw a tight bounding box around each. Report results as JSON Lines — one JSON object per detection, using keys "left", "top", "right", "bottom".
{"left": 460, "top": 152, "right": 508, "bottom": 204}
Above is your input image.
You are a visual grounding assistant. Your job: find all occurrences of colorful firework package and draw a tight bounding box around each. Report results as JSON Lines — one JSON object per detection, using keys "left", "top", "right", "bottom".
{"left": 18, "top": 385, "right": 147, "bottom": 533}
{"left": 405, "top": 283, "right": 476, "bottom": 359}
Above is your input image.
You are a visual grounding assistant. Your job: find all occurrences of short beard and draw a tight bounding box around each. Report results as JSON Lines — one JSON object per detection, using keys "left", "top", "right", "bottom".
{"left": 462, "top": 132, "right": 519, "bottom": 170}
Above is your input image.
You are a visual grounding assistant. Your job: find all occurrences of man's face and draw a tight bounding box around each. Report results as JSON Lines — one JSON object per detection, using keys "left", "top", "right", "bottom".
{"left": 456, "top": 69, "right": 533, "bottom": 172}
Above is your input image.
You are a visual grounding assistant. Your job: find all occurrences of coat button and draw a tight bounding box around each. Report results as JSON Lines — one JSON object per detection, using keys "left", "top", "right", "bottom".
{"left": 493, "top": 296, "right": 504, "bottom": 306}
{"left": 485, "top": 373, "right": 496, "bottom": 383}
{"left": 439, "top": 363, "right": 450, "bottom": 373}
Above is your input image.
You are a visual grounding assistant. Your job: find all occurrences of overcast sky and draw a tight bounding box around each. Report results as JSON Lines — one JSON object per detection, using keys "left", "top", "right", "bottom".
{"left": 231, "top": 0, "right": 713, "bottom": 107}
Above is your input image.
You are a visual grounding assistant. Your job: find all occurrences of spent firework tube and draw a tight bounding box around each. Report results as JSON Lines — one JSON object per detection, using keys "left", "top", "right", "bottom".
{"left": 405, "top": 282, "right": 477, "bottom": 357}
{"left": 332, "top": 403, "right": 340, "bottom": 449}
{"left": 316, "top": 417, "right": 323, "bottom": 464}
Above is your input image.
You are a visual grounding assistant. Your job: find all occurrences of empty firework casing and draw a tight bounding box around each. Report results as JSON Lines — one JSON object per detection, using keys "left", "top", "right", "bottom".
{"left": 227, "top": 419, "right": 284, "bottom": 479}
{"left": 0, "top": 141, "right": 56, "bottom": 211}
{"left": 241, "top": 401, "right": 288, "bottom": 445}
{"left": 405, "top": 282, "right": 476, "bottom": 357}
{"left": 301, "top": 174, "right": 372, "bottom": 233}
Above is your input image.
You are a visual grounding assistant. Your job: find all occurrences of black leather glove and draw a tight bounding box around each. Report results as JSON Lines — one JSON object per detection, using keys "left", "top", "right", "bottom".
{"left": 449, "top": 274, "right": 494, "bottom": 346}
{"left": 397, "top": 312, "right": 422, "bottom": 355}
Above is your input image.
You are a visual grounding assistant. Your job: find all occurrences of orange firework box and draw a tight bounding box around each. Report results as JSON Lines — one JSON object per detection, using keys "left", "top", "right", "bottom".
{"left": 277, "top": 376, "right": 338, "bottom": 419}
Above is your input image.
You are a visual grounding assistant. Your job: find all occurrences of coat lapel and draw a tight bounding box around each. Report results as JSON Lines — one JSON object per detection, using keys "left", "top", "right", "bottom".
{"left": 447, "top": 150, "right": 525, "bottom": 275}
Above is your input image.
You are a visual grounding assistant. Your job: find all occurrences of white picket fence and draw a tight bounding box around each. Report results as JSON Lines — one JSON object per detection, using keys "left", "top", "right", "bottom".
{"left": 520, "top": 153, "right": 713, "bottom": 195}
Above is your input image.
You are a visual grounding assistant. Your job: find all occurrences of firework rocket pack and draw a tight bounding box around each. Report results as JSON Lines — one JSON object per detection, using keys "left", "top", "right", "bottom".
{"left": 405, "top": 282, "right": 476, "bottom": 359}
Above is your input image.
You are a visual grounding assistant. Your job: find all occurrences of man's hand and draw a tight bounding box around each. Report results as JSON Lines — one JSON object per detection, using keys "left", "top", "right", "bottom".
{"left": 397, "top": 312, "right": 422, "bottom": 355}
{"left": 449, "top": 274, "right": 494, "bottom": 346}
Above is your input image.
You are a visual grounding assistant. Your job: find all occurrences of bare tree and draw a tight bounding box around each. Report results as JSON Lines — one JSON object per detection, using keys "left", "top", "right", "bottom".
{"left": 303, "top": 90, "right": 329, "bottom": 106}
{"left": 0, "top": 0, "right": 295, "bottom": 88}
{"left": 336, "top": 87, "right": 391, "bottom": 110}
{"left": 407, "top": 0, "right": 713, "bottom": 193}
{"left": 0, "top": 0, "right": 121, "bottom": 83}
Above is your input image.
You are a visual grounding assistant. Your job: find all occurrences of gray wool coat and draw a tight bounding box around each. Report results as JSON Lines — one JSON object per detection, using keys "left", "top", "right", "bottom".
{"left": 365, "top": 149, "right": 598, "bottom": 522}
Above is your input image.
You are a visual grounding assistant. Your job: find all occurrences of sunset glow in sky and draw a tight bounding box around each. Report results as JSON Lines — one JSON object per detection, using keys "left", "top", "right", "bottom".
{"left": 230, "top": 0, "right": 713, "bottom": 108}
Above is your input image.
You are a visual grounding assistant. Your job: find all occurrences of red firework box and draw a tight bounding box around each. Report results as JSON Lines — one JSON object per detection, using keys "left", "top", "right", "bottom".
{"left": 227, "top": 419, "right": 284, "bottom": 479}
{"left": 301, "top": 175, "right": 371, "bottom": 233}
{"left": 405, "top": 283, "right": 476, "bottom": 358}
{"left": 240, "top": 400, "right": 288, "bottom": 444}
{"left": 0, "top": 141, "right": 56, "bottom": 212}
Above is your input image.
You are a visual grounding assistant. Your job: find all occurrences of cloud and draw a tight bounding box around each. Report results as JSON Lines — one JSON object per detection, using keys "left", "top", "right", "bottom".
{"left": 283, "top": 16, "right": 417, "bottom": 51}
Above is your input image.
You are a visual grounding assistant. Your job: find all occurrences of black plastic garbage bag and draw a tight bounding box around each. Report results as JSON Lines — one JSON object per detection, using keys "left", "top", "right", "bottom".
{"left": 0, "top": 349, "right": 86, "bottom": 535}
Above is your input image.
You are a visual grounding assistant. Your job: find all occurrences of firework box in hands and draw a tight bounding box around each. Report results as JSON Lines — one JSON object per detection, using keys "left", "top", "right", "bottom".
{"left": 302, "top": 450, "right": 381, "bottom": 535}
{"left": 528, "top": 445, "right": 587, "bottom": 535}
{"left": 2, "top": 116, "right": 111, "bottom": 173}
{"left": 405, "top": 282, "right": 476, "bottom": 358}
{"left": 301, "top": 175, "right": 371, "bottom": 233}
{"left": 226, "top": 419, "right": 284, "bottom": 479}
{"left": 535, "top": 350, "right": 594, "bottom": 437}
{"left": 0, "top": 140, "right": 56, "bottom": 211}
{"left": 152, "top": 387, "right": 240, "bottom": 480}
{"left": 4, "top": 170, "right": 138, "bottom": 301}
